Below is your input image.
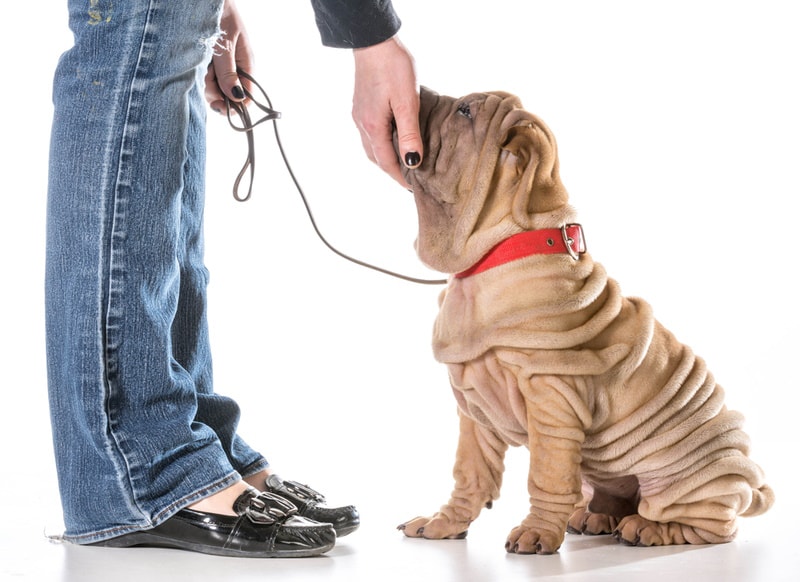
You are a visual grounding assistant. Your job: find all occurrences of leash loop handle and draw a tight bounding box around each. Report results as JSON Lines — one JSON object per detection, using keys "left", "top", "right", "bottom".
{"left": 224, "top": 70, "right": 447, "bottom": 286}
{"left": 225, "top": 73, "right": 281, "bottom": 202}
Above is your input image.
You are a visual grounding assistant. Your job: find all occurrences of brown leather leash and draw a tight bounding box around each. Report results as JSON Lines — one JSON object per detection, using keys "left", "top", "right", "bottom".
{"left": 224, "top": 70, "right": 447, "bottom": 286}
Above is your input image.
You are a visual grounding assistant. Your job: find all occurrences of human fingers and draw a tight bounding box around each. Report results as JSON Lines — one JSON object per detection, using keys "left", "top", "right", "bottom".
{"left": 205, "top": 0, "right": 254, "bottom": 113}
{"left": 353, "top": 36, "right": 422, "bottom": 187}
{"left": 204, "top": 65, "right": 227, "bottom": 114}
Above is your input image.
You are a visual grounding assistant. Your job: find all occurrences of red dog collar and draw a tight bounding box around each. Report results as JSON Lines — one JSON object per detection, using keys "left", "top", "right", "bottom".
{"left": 455, "top": 224, "right": 586, "bottom": 279}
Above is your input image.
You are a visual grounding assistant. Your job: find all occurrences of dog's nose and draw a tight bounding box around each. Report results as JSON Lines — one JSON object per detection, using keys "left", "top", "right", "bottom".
{"left": 418, "top": 86, "right": 441, "bottom": 134}
{"left": 420, "top": 86, "right": 440, "bottom": 109}
{"left": 391, "top": 118, "right": 400, "bottom": 153}
{"left": 420, "top": 86, "right": 439, "bottom": 99}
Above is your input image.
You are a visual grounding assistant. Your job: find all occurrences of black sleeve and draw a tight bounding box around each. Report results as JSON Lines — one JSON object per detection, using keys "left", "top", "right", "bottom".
{"left": 309, "top": 0, "right": 401, "bottom": 48}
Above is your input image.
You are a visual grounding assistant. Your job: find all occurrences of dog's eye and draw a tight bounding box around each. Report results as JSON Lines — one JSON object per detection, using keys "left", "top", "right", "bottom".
{"left": 457, "top": 102, "right": 472, "bottom": 119}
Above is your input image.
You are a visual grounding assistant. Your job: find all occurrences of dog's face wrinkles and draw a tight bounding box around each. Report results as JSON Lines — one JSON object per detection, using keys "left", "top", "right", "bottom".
{"left": 399, "top": 87, "right": 570, "bottom": 274}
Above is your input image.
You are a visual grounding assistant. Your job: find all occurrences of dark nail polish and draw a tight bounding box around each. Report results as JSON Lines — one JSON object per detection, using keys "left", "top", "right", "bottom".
{"left": 404, "top": 151, "right": 421, "bottom": 167}
{"left": 232, "top": 85, "right": 245, "bottom": 100}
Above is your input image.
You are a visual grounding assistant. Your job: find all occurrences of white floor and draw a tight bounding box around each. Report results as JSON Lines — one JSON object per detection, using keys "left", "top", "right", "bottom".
{"left": 3, "top": 481, "right": 795, "bottom": 581}
{"left": 4, "top": 1, "right": 799, "bottom": 581}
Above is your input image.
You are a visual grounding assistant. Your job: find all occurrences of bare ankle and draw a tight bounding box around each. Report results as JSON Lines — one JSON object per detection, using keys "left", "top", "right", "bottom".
{"left": 243, "top": 469, "right": 270, "bottom": 492}
{"left": 188, "top": 481, "right": 251, "bottom": 516}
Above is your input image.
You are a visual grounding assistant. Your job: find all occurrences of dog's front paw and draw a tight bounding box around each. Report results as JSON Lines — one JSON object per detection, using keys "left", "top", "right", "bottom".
{"left": 397, "top": 514, "right": 469, "bottom": 540}
{"left": 567, "top": 507, "right": 620, "bottom": 536}
{"left": 505, "top": 525, "right": 563, "bottom": 555}
{"left": 613, "top": 515, "right": 681, "bottom": 546}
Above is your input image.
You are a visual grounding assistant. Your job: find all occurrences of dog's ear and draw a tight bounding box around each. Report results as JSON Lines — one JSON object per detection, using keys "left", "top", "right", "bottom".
{"left": 501, "top": 122, "right": 568, "bottom": 224}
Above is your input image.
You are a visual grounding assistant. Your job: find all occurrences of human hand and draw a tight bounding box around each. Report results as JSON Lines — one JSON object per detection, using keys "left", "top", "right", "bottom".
{"left": 205, "top": 0, "right": 254, "bottom": 113}
{"left": 352, "top": 36, "right": 423, "bottom": 188}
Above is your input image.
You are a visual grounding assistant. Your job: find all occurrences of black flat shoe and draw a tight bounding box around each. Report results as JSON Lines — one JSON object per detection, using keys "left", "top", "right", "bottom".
{"left": 265, "top": 475, "right": 360, "bottom": 537}
{"left": 89, "top": 488, "right": 335, "bottom": 558}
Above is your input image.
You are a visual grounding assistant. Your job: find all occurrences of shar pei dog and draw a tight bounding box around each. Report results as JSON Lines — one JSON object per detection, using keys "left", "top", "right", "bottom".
{"left": 395, "top": 87, "right": 774, "bottom": 554}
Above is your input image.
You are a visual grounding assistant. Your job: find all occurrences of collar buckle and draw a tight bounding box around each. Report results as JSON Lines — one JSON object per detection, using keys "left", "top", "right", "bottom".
{"left": 561, "top": 223, "right": 581, "bottom": 260}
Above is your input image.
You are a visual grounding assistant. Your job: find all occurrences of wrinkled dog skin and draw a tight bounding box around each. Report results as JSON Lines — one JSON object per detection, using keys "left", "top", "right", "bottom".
{"left": 396, "top": 87, "right": 774, "bottom": 554}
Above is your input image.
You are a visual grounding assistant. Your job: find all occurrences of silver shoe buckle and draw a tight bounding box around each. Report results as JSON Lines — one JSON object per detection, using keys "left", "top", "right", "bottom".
{"left": 285, "top": 480, "right": 326, "bottom": 503}
{"left": 245, "top": 492, "right": 298, "bottom": 524}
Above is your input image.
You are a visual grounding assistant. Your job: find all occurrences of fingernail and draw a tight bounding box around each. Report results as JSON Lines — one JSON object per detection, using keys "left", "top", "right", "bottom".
{"left": 232, "top": 85, "right": 245, "bottom": 100}
{"left": 404, "top": 151, "right": 421, "bottom": 167}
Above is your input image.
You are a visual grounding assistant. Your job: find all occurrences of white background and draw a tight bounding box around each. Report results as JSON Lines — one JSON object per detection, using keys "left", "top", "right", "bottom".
{"left": 1, "top": 1, "right": 797, "bottom": 579}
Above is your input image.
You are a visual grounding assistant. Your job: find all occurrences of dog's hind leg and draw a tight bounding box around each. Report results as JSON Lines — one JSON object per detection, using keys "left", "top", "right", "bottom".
{"left": 611, "top": 410, "right": 775, "bottom": 546}
{"left": 398, "top": 410, "right": 508, "bottom": 540}
{"left": 614, "top": 457, "right": 774, "bottom": 546}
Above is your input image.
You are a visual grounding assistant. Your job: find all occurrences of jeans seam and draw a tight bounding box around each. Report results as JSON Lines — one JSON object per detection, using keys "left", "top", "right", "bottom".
{"left": 101, "top": 0, "right": 158, "bottom": 523}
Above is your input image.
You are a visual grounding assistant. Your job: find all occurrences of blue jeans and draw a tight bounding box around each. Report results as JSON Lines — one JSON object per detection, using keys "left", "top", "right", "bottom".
{"left": 46, "top": 0, "right": 268, "bottom": 543}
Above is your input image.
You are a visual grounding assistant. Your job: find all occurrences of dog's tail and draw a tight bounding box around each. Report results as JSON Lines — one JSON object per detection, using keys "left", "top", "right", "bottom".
{"left": 742, "top": 483, "right": 775, "bottom": 517}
